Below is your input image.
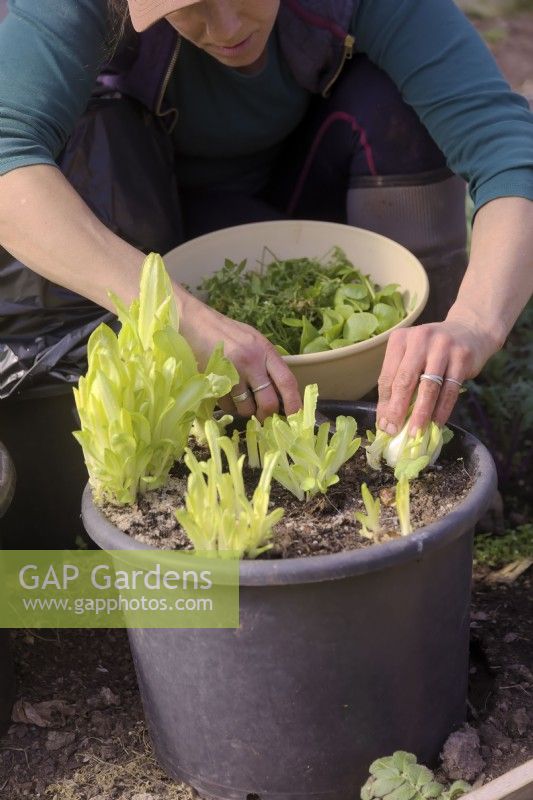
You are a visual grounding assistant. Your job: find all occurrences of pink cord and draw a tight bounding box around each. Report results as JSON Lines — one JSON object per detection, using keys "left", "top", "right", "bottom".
{"left": 287, "top": 111, "right": 377, "bottom": 216}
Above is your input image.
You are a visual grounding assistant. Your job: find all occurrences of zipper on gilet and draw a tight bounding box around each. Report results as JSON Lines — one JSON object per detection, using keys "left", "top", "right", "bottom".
{"left": 322, "top": 33, "right": 355, "bottom": 98}
{"left": 154, "top": 37, "right": 181, "bottom": 132}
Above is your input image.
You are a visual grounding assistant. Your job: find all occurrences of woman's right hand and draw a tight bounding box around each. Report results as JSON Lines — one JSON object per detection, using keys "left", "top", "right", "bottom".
{"left": 176, "top": 287, "right": 302, "bottom": 422}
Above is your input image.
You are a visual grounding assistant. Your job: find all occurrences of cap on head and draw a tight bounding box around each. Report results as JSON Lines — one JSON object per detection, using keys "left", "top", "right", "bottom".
{"left": 127, "top": 0, "right": 199, "bottom": 32}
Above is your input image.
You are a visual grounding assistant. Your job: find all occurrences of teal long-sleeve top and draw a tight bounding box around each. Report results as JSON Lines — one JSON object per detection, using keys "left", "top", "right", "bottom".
{"left": 1, "top": 0, "right": 533, "bottom": 212}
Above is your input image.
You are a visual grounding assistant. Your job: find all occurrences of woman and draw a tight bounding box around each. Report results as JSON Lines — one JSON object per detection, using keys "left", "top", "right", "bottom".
{"left": 0, "top": 0, "right": 532, "bottom": 436}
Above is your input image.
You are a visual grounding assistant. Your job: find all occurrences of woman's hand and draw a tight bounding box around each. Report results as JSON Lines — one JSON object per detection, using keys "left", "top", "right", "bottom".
{"left": 378, "top": 196, "right": 533, "bottom": 436}
{"left": 176, "top": 289, "right": 302, "bottom": 422}
{"left": 376, "top": 315, "right": 499, "bottom": 436}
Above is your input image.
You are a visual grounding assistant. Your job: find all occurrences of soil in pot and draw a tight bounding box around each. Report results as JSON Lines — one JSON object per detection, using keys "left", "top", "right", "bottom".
{"left": 102, "top": 434, "right": 473, "bottom": 555}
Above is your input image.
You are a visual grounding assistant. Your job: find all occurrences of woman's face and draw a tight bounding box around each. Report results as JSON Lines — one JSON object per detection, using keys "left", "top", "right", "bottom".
{"left": 166, "top": 0, "right": 280, "bottom": 71}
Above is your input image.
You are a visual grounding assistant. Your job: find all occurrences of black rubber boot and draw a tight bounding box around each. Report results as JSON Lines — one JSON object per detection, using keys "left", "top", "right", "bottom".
{"left": 347, "top": 169, "right": 468, "bottom": 323}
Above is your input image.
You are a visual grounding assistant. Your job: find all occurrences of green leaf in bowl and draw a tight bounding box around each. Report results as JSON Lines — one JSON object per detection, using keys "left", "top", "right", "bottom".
{"left": 343, "top": 312, "right": 378, "bottom": 343}
{"left": 303, "top": 336, "right": 331, "bottom": 354}
{"left": 335, "top": 303, "right": 357, "bottom": 321}
{"left": 299, "top": 317, "right": 321, "bottom": 351}
{"left": 320, "top": 308, "right": 345, "bottom": 343}
{"left": 373, "top": 302, "right": 401, "bottom": 333}
{"left": 335, "top": 283, "right": 368, "bottom": 304}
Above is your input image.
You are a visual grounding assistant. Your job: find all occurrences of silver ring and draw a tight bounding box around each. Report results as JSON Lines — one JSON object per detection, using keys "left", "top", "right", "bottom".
{"left": 251, "top": 381, "right": 272, "bottom": 394}
{"left": 444, "top": 377, "right": 463, "bottom": 388}
{"left": 420, "top": 373, "right": 444, "bottom": 387}
{"left": 231, "top": 390, "right": 250, "bottom": 404}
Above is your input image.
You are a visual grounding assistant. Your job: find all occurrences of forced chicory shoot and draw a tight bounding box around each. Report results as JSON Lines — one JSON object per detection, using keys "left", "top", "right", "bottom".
{"left": 246, "top": 383, "right": 361, "bottom": 501}
{"left": 73, "top": 253, "right": 238, "bottom": 506}
{"left": 175, "top": 420, "right": 284, "bottom": 559}
{"left": 189, "top": 340, "right": 237, "bottom": 444}
{"left": 395, "top": 475, "right": 412, "bottom": 536}
{"left": 366, "top": 409, "right": 453, "bottom": 481}
{"left": 354, "top": 483, "right": 382, "bottom": 540}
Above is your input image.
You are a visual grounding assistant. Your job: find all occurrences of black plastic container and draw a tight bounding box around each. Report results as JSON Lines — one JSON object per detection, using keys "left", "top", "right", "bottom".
{"left": 82, "top": 402, "right": 497, "bottom": 800}
{"left": 0, "top": 441, "right": 17, "bottom": 734}
{"left": 0, "top": 386, "right": 90, "bottom": 549}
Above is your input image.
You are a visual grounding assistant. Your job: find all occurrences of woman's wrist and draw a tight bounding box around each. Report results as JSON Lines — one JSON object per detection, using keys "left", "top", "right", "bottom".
{"left": 172, "top": 281, "right": 206, "bottom": 331}
{"left": 445, "top": 300, "right": 506, "bottom": 356}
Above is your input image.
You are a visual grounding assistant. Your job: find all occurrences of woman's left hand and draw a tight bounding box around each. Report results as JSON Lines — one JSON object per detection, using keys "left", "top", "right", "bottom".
{"left": 377, "top": 196, "right": 533, "bottom": 435}
{"left": 375, "top": 316, "right": 499, "bottom": 435}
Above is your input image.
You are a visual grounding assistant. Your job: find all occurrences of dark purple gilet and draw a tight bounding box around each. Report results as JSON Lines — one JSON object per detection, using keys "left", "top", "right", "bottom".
{"left": 99, "top": 0, "right": 358, "bottom": 121}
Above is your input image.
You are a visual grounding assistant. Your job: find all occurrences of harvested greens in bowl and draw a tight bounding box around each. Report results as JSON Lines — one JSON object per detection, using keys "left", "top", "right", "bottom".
{"left": 200, "top": 247, "right": 407, "bottom": 356}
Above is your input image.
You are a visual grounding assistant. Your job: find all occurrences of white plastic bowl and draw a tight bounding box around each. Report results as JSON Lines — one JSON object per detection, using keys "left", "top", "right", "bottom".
{"left": 164, "top": 220, "right": 429, "bottom": 400}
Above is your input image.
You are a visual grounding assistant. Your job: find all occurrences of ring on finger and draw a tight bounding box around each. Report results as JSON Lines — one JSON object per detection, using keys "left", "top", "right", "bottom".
{"left": 251, "top": 381, "right": 272, "bottom": 394}
{"left": 444, "top": 377, "right": 463, "bottom": 388}
{"left": 419, "top": 373, "right": 444, "bottom": 387}
{"left": 231, "top": 390, "right": 251, "bottom": 404}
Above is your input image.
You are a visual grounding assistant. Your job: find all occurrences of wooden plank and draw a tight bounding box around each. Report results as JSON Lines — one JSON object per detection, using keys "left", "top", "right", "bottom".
{"left": 462, "top": 759, "right": 533, "bottom": 800}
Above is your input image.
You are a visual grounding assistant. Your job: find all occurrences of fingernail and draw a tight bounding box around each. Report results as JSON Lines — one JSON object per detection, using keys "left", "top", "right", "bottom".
{"left": 385, "top": 422, "right": 397, "bottom": 435}
{"left": 378, "top": 417, "right": 388, "bottom": 431}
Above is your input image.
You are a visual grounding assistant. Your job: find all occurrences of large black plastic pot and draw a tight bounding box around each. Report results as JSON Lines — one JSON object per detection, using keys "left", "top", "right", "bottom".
{"left": 0, "top": 385, "right": 90, "bottom": 549}
{"left": 82, "top": 402, "right": 497, "bottom": 800}
{"left": 0, "top": 441, "right": 17, "bottom": 734}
